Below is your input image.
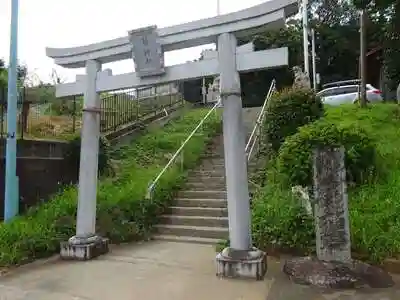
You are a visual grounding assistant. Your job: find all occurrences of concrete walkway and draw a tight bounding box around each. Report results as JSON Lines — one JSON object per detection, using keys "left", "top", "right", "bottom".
{"left": 0, "top": 241, "right": 399, "bottom": 300}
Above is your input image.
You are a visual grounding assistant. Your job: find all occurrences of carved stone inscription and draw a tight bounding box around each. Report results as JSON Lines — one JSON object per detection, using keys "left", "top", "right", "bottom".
{"left": 129, "top": 25, "right": 165, "bottom": 78}
{"left": 312, "top": 146, "right": 351, "bottom": 263}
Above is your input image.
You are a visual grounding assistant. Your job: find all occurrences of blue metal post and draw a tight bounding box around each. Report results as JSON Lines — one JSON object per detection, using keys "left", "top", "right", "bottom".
{"left": 4, "top": 0, "right": 20, "bottom": 222}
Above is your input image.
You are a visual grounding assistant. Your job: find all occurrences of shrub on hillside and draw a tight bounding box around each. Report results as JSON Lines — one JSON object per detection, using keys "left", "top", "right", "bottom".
{"left": 252, "top": 180, "right": 315, "bottom": 254}
{"left": 250, "top": 104, "right": 400, "bottom": 263}
{"left": 276, "top": 120, "right": 378, "bottom": 188}
{"left": 63, "top": 135, "right": 112, "bottom": 177}
{"left": 264, "top": 88, "right": 324, "bottom": 152}
{"left": 0, "top": 109, "right": 222, "bottom": 266}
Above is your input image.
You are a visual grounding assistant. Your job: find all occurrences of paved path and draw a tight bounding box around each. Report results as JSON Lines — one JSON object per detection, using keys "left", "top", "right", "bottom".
{"left": 0, "top": 241, "right": 399, "bottom": 300}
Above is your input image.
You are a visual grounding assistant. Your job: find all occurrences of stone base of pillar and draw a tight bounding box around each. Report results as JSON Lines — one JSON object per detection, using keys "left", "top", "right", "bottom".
{"left": 216, "top": 247, "right": 267, "bottom": 280}
{"left": 283, "top": 256, "right": 394, "bottom": 288}
{"left": 60, "top": 235, "right": 109, "bottom": 260}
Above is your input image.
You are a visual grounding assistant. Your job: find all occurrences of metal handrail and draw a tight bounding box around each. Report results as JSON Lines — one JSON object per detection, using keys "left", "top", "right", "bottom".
{"left": 146, "top": 100, "right": 221, "bottom": 199}
{"left": 245, "top": 79, "right": 276, "bottom": 162}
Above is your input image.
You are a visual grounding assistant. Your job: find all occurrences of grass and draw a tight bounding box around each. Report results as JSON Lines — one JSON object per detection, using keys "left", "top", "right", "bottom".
{"left": 326, "top": 104, "right": 400, "bottom": 261}
{"left": 0, "top": 107, "right": 221, "bottom": 267}
{"left": 252, "top": 103, "right": 400, "bottom": 263}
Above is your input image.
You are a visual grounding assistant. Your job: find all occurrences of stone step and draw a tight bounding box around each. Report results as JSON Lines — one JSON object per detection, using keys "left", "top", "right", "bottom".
{"left": 177, "top": 190, "right": 227, "bottom": 199}
{"left": 201, "top": 158, "right": 225, "bottom": 164}
{"left": 195, "top": 166, "right": 225, "bottom": 173}
{"left": 154, "top": 224, "right": 229, "bottom": 240}
{"left": 191, "top": 170, "right": 225, "bottom": 177}
{"left": 187, "top": 173, "right": 225, "bottom": 180}
{"left": 199, "top": 160, "right": 225, "bottom": 168}
{"left": 167, "top": 206, "right": 228, "bottom": 217}
{"left": 184, "top": 182, "right": 226, "bottom": 191}
{"left": 186, "top": 180, "right": 226, "bottom": 187}
{"left": 185, "top": 180, "right": 226, "bottom": 187}
{"left": 160, "top": 215, "right": 229, "bottom": 227}
{"left": 201, "top": 154, "right": 224, "bottom": 159}
{"left": 174, "top": 198, "right": 227, "bottom": 208}
{"left": 152, "top": 235, "right": 221, "bottom": 245}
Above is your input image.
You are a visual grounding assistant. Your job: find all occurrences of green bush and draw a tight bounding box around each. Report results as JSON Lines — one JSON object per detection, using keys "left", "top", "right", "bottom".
{"left": 252, "top": 180, "right": 315, "bottom": 254}
{"left": 0, "top": 108, "right": 221, "bottom": 266}
{"left": 264, "top": 88, "right": 324, "bottom": 152}
{"left": 276, "top": 120, "right": 378, "bottom": 188}
{"left": 63, "top": 135, "right": 112, "bottom": 176}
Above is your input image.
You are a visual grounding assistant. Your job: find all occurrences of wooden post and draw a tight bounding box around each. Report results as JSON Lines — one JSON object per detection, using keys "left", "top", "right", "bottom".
{"left": 359, "top": 9, "right": 367, "bottom": 108}
{"left": 312, "top": 146, "right": 351, "bottom": 263}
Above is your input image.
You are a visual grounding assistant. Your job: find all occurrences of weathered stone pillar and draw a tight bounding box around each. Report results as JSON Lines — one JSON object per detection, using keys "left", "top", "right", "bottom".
{"left": 396, "top": 82, "right": 400, "bottom": 104}
{"left": 313, "top": 146, "right": 351, "bottom": 263}
{"left": 283, "top": 146, "right": 394, "bottom": 288}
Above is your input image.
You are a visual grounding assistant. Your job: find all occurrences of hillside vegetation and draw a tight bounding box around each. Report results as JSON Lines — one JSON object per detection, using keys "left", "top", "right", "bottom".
{"left": 252, "top": 98, "right": 400, "bottom": 263}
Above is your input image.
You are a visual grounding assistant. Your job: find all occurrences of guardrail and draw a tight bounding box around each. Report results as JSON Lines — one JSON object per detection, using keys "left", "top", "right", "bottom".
{"left": 245, "top": 79, "right": 276, "bottom": 162}
{"left": 146, "top": 100, "right": 221, "bottom": 200}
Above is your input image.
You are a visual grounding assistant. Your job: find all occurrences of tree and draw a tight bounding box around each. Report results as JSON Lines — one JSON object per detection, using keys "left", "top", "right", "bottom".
{"left": 352, "top": 0, "right": 400, "bottom": 91}
{"left": 309, "top": 0, "right": 359, "bottom": 26}
{"left": 0, "top": 59, "right": 7, "bottom": 89}
{"left": 239, "top": 19, "right": 362, "bottom": 95}
{"left": 230, "top": 0, "right": 393, "bottom": 106}
{"left": 0, "top": 59, "right": 29, "bottom": 88}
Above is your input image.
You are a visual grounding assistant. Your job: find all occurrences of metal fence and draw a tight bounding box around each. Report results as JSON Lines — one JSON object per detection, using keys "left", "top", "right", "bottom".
{"left": 100, "top": 83, "right": 183, "bottom": 133}
{"left": 0, "top": 82, "right": 184, "bottom": 140}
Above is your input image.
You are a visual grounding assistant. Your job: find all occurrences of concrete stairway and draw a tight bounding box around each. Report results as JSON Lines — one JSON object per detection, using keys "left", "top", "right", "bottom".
{"left": 153, "top": 107, "right": 261, "bottom": 245}
{"left": 154, "top": 135, "right": 229, "bottom": 244}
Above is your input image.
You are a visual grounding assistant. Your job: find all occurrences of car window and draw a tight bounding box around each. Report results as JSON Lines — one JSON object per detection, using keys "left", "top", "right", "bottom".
{"left": 335, "top": 86, "right": 358, "bottom": 94}
{"left": 319, "top": 86, "right": 358, "bottom": 97}
{"left": 366, "top": 84, "right": 378, "bottom": 90}
{"left": 318, "top": 88, "right": 336, "bottom": 97}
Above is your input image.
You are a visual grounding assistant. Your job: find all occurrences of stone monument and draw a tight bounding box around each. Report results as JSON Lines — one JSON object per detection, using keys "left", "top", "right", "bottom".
{"left": 397, "top": 82, "right": 400, "bottom": 104}
{"left": 206, "top": 76, "right": 220, "bottom": 103}
{"left": 284, "top": 146, "right": 394, "bottom": 288}
{"left": 292, "top": 65, "right": 311, "bottom": 89}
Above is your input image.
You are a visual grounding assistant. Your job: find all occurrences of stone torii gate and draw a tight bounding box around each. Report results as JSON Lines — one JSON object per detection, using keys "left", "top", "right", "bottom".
{"left": 46, "top": 0, "right": 297, "bottom": 279}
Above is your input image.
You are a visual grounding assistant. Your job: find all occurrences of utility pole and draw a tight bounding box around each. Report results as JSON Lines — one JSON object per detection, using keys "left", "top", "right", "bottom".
{"left": 302, "top": 0, "right": 310, "bottom": 81}
{"left": 4, "top": 0, "right": 20, "bottom": 222}
{"left": 217, "top": 0, "right": 221, "bottom": 16}
{"left": 359, "top": 9, "right": 367, "bottom": 108}
{"left": 311, "top": 28, "right": 317, "bottom": 91}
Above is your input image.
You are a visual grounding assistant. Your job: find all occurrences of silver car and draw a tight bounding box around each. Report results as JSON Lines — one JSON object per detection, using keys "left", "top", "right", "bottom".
{"left": 317, "top": 81, "right": 383, "bottom": 105}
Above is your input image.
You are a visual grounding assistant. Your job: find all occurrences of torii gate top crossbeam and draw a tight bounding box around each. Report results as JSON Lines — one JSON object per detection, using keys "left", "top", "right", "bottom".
{"left": 46, "top": 0, "right": 298, "bottom": 68}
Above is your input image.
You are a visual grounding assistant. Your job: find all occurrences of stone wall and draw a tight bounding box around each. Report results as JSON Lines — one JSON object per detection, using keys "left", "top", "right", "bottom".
{"left": 0, "top": 138, "right": 67, "bottom": 158}
{"left": 0, "top": 157, "right": 78, "bottom": 219}
{"left": 0, "top": 139, "right": 75, "bottom": 219}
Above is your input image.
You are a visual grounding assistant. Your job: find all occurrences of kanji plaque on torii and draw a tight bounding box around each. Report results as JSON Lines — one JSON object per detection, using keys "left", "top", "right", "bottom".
{"left": 129, "top": 25, "right": 165, "bottom": 78}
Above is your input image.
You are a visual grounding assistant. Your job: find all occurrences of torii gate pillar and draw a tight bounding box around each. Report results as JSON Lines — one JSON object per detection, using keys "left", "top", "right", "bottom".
{"left": 216, "top": 33, "right": 266, "bottom": 280}
{"left": 60, "top": 60, "right": 110, "bottom": 260}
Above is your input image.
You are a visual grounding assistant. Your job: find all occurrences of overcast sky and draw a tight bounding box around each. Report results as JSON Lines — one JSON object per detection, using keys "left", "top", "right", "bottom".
{"left": 0, "top": 0, "right": 266, "bottom": 84}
